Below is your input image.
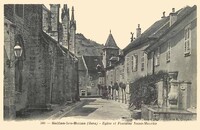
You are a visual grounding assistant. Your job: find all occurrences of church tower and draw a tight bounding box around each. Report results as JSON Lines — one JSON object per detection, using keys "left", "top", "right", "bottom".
{"left": 50, "top": 4, "right": 60, "bottom": 41}
{"left": 103, "top": 30, "right": 119, "bottom": 68}
{"left": 61, "top": 4, "right": 70, "bottom": 47}
{"left": 69, "top": 6, "right": 76, "bottom": 54}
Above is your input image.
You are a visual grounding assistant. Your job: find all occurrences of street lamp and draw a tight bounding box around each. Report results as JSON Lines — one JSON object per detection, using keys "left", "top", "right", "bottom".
{"left": 6, "top": 43, "right": 22, "bottom": 68}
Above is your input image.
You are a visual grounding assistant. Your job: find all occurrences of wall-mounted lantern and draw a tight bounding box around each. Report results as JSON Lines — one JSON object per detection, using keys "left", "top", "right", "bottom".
{"left": 6, "top": 43, "right": 22, "bottom": 68}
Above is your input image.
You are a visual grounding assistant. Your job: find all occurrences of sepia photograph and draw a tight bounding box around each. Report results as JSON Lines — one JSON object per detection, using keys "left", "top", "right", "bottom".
{"left": 1, "top": 0, "right": 199, "bottom": 128}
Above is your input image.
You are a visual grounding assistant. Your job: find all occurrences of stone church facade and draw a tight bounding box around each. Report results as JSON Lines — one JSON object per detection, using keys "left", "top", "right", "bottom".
{"left": 4, "top": 4, "right": 79, "bottom": 120}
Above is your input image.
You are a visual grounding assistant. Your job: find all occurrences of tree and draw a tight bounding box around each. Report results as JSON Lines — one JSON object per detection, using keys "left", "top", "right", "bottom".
{"left": 129, "top": 71, "right": 168, "bottom": 109}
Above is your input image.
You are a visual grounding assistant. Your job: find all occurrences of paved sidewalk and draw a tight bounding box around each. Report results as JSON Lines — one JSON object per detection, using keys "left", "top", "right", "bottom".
{"left": 16, "top": 101, "right": 84, "bottom": 121}
{"left": 48, "top": 101, "right": 84, "bottom": 120}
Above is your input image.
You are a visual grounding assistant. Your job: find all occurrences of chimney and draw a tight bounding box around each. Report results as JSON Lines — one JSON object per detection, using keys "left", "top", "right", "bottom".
{"left": 136, "top": 24, "right": 141, "bottom": 38}
{"left": 170, "top": 8, "right": 177, "bottom": 26}
{"left": 50, "top": 4, "right": 60, "bottom": 42}
{"left": 161, "top": 11, "right": 166, "bottom": 18}
{"left": 50, "top": 4, "right": 60, "bottom": 32}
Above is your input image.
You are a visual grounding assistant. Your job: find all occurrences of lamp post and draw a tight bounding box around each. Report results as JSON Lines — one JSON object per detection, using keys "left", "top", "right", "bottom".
{"left": 96, "top": 64, "right": 105, "bottom": 97}
{"left": 6, "top": 43, "right": 23, "bottom": 68}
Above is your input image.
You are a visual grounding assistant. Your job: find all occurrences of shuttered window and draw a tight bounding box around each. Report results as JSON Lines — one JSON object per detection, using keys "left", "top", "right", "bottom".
{"left": 184, "top": 24, "right": 191, "bottom": 56}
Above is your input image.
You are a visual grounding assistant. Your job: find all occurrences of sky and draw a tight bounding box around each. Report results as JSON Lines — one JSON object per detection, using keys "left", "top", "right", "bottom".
{"left": 44, "top": 0, "right": 196, "bottom": 49}
{"left": 5, "top": 0, "right": 198, "bottom": 49}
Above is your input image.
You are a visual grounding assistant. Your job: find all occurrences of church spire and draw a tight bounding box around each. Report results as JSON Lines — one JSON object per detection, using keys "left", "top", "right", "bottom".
{"left": 69, "top": 6, "right": 76, "bottom": 55}
{"left": 61, "top": 4, "right": 69, "bottom": 21}
{"left": 70, "top": 6, "right": 76, "bottom": 30}
{"left": 71, "top": 6, "right": 74, "bottom": 21}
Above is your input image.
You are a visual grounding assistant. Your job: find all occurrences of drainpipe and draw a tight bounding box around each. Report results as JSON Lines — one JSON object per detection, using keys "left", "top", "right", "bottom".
{"left": 76, "top": 61, "right": 80, "bottom": 101}
{"left": 152, "top": 51, "right": 155, "bottom": 74}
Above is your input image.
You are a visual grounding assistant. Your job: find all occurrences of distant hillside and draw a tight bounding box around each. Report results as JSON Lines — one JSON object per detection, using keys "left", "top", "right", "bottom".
{"left": 75, "top": 33, "right": 103, "bottom": 56}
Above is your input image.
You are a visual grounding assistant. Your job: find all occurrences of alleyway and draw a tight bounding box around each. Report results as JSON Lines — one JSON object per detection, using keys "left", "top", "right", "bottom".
{"left": 61, "top": 98, "right": 131, "bottom": 120}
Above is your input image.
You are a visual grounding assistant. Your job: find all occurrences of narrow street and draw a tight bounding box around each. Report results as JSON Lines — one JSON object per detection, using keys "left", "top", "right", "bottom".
{"left": 60, "top": 98, "right": 131, "bottom": 120}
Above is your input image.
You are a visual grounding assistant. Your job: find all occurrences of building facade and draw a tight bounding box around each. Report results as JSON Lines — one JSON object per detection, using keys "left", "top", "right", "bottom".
{"left": 4, "top": 4, "right": 79, "bottom": 120}
{"left": 104, "top": 5, "right": 197, "bottom": 119}
{"left": 78, "top": 56, "right": 103, "bottom": 96}
{"left": 145, "top": 5, "right": 197, "bottom": 111}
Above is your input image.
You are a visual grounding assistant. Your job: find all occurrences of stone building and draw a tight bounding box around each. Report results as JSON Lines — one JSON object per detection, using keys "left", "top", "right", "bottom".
{"left": 103, "top": 31, "right": 120, "bottom": 68}
{"left": 144, "top": 6, "right": 197, "bottom": 119}
{"left": 42, "top": 4, "right": 76, "bottom": 54}
{"left": 101, "top": 31, "right": 123, "bottom": 99}
{"left": 78, "top": 56, "right": 103, "bottom": 96}
{"left": 104, "top": 5, "right": 197, "bottom": 120}
{"left": 4, "top": 4, "right": 79, "bottom": 120}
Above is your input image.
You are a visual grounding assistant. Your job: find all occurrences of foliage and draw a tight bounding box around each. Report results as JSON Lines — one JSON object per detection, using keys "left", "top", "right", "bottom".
{"left": 129, "top": 71, "right": 169, "bottom": 109}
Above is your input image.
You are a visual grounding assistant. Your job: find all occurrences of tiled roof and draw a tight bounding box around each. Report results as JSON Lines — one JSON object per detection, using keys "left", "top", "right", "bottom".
{"left": 83, "top": 56, "right": 104, "bottom": 71}
{"left": 104, "top": 33, "right": 119, "bottom": 49}
{"left": 123, "top": 17, "right": 170, "bottom": 54}
{"left": 123, "top": 5, "right": 195, "bottom": 54}
{"left": 145, "top": 5, "right": 196, "bottom": 53}
{"left": 78, "top": 57, "right": 87, "bottom": 71}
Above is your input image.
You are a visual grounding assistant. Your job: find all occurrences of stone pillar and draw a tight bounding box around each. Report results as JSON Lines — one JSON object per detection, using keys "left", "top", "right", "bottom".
{"left": 156, "top": 80, "right": 164, "bottom": 107}
{"left": 178, "top": 82, "right": 191, "bottom": 110}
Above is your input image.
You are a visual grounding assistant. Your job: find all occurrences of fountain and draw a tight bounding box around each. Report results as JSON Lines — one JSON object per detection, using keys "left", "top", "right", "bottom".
{"left": 141, "top": 71, "right": 196, "bottom": 120}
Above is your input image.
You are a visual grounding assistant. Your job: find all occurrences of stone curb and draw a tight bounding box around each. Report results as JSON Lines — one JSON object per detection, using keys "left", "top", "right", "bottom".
{"left": 47, "top": 101, "right": 84, "bottom": 120}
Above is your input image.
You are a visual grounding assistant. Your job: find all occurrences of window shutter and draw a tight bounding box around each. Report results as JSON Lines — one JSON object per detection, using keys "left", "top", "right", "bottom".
{"left": 136, "top": 54, "right": 138, "bottom": 71}
{"left": 157, "top": 47, "right": 160, "bottom": 65}
{"left": 184, "top": 24, "right": 191, "bottom": 56}
{"left": 133, "top": 54, "right": 138, "bottom": 71}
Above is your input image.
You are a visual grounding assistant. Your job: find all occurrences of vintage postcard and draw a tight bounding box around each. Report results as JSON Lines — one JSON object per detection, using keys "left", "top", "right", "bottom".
{"left": 1, "top": 0, "right": 200, "bottom": 129}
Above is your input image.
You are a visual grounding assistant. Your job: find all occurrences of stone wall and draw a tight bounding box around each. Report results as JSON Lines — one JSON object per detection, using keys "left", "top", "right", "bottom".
{"left": 4, "top": 4, "right": 79, "bottom": 119}
{"left": 4, "top": 18, "right": 16, "bottom": 119}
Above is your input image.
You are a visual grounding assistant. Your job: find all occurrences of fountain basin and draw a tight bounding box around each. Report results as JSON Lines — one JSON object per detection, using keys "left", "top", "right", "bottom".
{"left": 141, "top": 104, "right": 196, "bottom": 121}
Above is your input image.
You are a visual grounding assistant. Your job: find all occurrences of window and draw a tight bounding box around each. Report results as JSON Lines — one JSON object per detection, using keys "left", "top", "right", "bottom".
{"left": 155, "top": 47, "right": 160, "bottom": 66}
{"left": 81, "top": 90, "right": 86, "bottom": 96}
{"left": 166, "top": 42, "right": 171, "bottom": 62}
{"left": 141, "top": 52, "right": 145, "bottom": 71}
{"left": 184, "top": 24, "right": 191, "bottom": 56}
{"left": 122, "top": 65, "right": 125, "bottom": 79}
{"left": 126, "top": 57, "right": 130, "bottom": 73}
{"left": 94, "top": 58, "right": 98, "bottom": 62}
{"left": 15, "top": 4, "right": 24, "bottom": 18}
{"left": 132, "top": 54, "right": 138, "bottom": 72}
{"left": 131, "top": 55, "right": 134, "bottom": 72}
